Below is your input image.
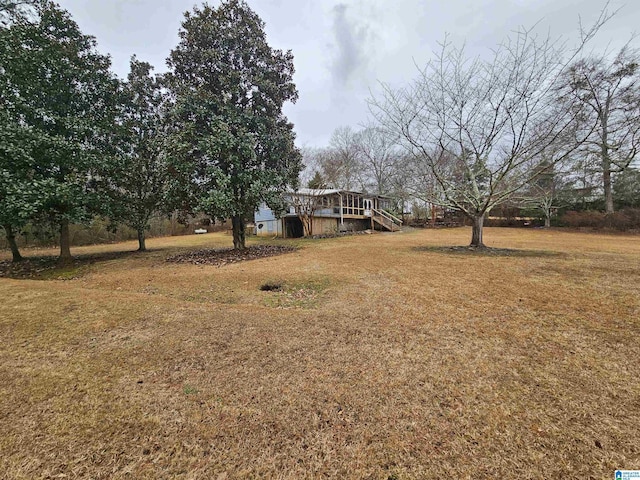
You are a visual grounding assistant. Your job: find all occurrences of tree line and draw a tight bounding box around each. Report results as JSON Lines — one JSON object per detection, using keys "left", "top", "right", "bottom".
{"left": 2, "top": 0, "right": 639, "bottom": 258}
{"left": 0, "top": 0, "right": 301, "bottom": 263}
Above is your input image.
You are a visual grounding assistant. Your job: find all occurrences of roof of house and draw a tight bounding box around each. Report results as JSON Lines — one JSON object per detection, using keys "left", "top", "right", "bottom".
{"left": 293, "top": 188, "right": 341, "bottom": 196}
{"left": 292, "top": 188, "right": 393, "bottom": 199}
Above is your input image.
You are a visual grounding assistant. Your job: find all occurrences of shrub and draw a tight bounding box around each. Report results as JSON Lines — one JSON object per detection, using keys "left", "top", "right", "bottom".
{"left": 484, "top": 218, "right": 543, "bottom": 228}
{"left": 561, "top": 210, "right": 605, "bottom": 228}
{"left": 560, "top": 209, "right": 640, "bottom": 231}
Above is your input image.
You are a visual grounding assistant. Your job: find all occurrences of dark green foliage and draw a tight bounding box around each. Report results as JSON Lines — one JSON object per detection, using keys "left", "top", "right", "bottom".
{"left": 0, "top": 1, "right": 119, "bottom": 261}
{"left": 108, "top": 57, "right": 169, "bottom": 251}
{"left": 0, "top": 0, "right": 40, "bottom": 25}
{"left": 0, "top": 116, "right": 49, "bottom": 260}
{"left": 613, "top": 167, "right": 640, "bottom": 209}
{"left": 165, "top": 0, "right": 301, "bottom": 249}
{"left": 307, "top": 171, "right": 326, "bottom": 189}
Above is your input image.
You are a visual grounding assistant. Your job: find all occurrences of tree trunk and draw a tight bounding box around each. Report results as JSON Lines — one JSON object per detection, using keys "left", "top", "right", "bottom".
{"left": 58, "top": 219, "right": 72, "bottom": 264}
{"left": 601, "top": 129, "right": 615, "bottom": 214}
{"left": 3, "top": 224, "right": 23, "bottom": 262}
{"left": 470, "top": 214, "right": 485, "bottom": 248}
{"left": 137, "top": 228, "right": 146, "bottom": 252}
{"left": 305, "top": 216, "right": 313, "bottom": 237}
{"left": 544, "top": 214, "right": 551, "bottom": 228}
{"left": 301, "top": 217, "right": 311, "bottom": 237}
{"left": 232, "top": 215, "right": 246, "bottom": 250}
{"left": 603, "top": 167, "right": 614, "bottom": 214}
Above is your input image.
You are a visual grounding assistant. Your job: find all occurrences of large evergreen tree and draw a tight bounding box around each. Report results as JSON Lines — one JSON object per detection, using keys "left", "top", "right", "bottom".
{"left": 166, "top": 0, "right": 301, "bottom": 250}
{"left": 0, "top": 1, "right": 119, "bottom": 263}
{"left": 108, "top": 57, "right": 169, "bottom": 252}
{"left": 0, "top": 122, "right": 45, "bottom": 262}
{"left": 0, "top": 0, "right": 42, "bottom": 261}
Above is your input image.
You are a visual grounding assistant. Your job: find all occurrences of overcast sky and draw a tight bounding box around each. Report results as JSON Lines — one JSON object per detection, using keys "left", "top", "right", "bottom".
{"left": 56, "top": 0, "right": 638, "bottom": 148}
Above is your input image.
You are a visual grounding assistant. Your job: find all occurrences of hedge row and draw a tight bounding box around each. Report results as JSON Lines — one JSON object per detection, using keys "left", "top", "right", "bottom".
{"left": 560, "top": 209, "right": 640, "bottom": 231}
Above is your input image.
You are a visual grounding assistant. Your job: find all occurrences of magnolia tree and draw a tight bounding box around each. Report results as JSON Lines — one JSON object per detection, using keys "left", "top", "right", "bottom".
{"left": 0, "top": 0, "right": 38, "bottom": 23}
{"left": 108, "top": 57, "right": 170, "bottom": 252}
{"left": 0, "top": 1, "right": 119, "bottom": 263}
{"left": 166, "top": 0, "right": 301, "bottom": 250}
{"left": 369, "top": 14, "right": 610, "bottom": 247}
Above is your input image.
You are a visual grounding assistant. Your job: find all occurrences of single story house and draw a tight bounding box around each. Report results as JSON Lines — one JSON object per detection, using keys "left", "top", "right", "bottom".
{"left": 255, "top": 188, "right": 402, "bottom": 238}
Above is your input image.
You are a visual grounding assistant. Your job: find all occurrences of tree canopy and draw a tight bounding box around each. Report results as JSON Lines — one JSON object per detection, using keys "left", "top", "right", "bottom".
{"left": 108, "top": 56, "right": 170, "bottom": 252}
{"left": 564, "top": 45, "right": 640, "bottom": 213}
{"left": 166, "top": 0, "right": 301, "bottom": 249}
{"left": 0, "top": 0, "right": 119, "bottom": 262}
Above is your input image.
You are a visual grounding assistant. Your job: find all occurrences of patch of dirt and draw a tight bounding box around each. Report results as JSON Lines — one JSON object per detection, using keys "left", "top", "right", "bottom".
{"left": 260, "top": 282, "right": 284, "bottom": 292}
{"left": 413, "top": 245, "right": 562, "bottom": 257}
{"left": 166, "top": 244, "right": 297, "bottom": 267}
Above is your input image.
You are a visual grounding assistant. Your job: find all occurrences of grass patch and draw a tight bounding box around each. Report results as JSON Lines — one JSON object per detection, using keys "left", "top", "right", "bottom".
{"left": 183, "top": 384, "right": 199, "bottom": 395}
{"left": 1, "top": 229, "right": 639, "bottom": 478}
{"left": 261, "top": 276, "right": 332, "bottom": 309}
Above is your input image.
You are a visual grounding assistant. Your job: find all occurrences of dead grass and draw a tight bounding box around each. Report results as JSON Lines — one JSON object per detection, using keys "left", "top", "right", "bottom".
{"left": 1, "top": 228, "right": 639, "bottom": 478}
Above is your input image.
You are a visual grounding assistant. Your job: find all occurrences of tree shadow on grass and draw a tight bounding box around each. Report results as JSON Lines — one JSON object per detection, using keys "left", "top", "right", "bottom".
{"left": 0, "top": 249, "right": 165, "bottom": 280}
{"left": 412, "top": 245, "right": 564, "bottom": 258}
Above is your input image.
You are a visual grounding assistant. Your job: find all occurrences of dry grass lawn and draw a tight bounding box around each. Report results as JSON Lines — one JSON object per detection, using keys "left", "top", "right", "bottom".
{"left": 1, "top": 227, "right": 639, "bottom": 479}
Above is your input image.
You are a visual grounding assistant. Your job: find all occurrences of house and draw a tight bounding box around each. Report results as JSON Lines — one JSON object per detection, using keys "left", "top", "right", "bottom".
{"left": 255, "top": 188, "right": 403, "bottom": 238}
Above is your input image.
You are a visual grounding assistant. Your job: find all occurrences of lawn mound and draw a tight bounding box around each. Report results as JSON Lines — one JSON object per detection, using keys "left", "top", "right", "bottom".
{"left": 166, "top": 244, "right": 297, "bottom": 267}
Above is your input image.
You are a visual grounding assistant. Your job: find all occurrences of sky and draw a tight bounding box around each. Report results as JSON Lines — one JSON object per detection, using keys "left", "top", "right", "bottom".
{"left": 55, "top": 0, "right": 639, "bottom": 149}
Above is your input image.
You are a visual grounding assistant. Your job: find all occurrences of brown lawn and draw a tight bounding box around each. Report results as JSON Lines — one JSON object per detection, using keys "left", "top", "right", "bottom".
{"left": 1, "top": 228, "right": 639, "bottom": 479}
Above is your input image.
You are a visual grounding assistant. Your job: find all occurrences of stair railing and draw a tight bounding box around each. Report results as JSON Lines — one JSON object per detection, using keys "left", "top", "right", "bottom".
{"left": 373, "top": 208, "right": 402, "bottom": 225}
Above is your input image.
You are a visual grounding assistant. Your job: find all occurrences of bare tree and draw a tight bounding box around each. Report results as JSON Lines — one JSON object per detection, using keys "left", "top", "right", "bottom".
{"left": 289, "top": 188, "right": 329, "bottom": 237}
{"left": 518, "top": 158, "right": 575, "bottom": 227}
{"left": 564, "top": 45, "right": 640, "bottom": 213}
{"left": 354, "top": 125, "right": 399, "bottom": 195}
{"left": 323, "top": 126, "right": 364, "bottom": 190}
{"left": 369, "top": 14, "right": 610, "bottom": 247}
{"left": 387, "top": 151, "right": 417, "bottom": 220}
{"left": 298, "top": 146, "right": 322, "bottom": 186}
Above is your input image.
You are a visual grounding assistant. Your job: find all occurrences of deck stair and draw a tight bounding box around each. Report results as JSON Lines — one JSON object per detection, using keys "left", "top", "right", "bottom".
{"left": 372, "top": 209, "right": 403, "bottom": 232}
